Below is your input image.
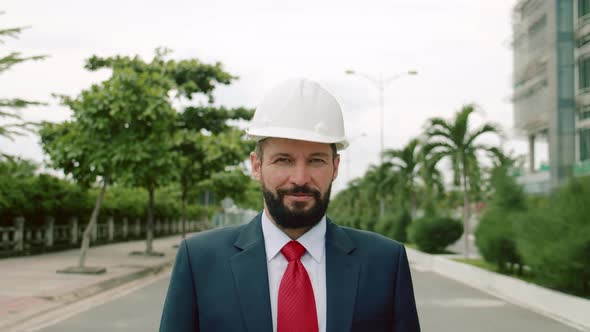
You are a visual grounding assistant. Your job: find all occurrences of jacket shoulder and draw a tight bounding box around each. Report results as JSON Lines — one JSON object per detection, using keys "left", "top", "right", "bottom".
{"left": 182, "top": 224, "right": 244, "bottom": 255}
{"left": 338, "top": 225, "right": 405, "bottom": 256}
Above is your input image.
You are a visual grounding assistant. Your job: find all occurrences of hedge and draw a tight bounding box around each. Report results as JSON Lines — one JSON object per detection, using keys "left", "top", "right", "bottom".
{"left": 409, "top": 215, "right": 463, "bottom": 253}
{"left": 475, "top": 167, "right": 526, "bottom": 274}
{"left": 514, "top": 177, "right": 590, "bottom": 296}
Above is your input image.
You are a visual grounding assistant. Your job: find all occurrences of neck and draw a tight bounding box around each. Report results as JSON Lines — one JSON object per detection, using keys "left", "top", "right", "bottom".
{"left": 263, "top": 209, "right": 313, "bottom": 240}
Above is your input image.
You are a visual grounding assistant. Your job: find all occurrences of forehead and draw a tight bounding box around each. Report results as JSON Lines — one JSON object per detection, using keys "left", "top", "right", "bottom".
{"left": 262, "top": 138, "right": 333, "bottom": 156}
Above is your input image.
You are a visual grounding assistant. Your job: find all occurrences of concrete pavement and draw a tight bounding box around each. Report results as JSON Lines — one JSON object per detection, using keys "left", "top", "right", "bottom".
{"left": 31, "top": 270, "right": 584, "bottom": 332}
{"left": 2, "top": 231, "right": 587, "bottom": 332}
{"left": 0, "top": 234, "right": 190, "bottom": 331}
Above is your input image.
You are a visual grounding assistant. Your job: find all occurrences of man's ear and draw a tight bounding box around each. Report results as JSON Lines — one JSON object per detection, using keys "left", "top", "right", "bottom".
{"left": 251, "top": 151, "right": 261, "bottom": 181}
{"left": 332, "top": 154, "right": 340, "bottom": 181}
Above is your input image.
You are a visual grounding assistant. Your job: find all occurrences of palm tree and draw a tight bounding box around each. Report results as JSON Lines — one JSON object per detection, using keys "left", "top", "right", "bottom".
{"left": 383, "top": 138, "right": 421, "bottom": 217}
{"left": 424, "top": 104, "right": 500, "bottom": 258}
{"left": 1, "top": 19, "right": 47, "bottom": 148}
{"left": 418, "top": 150, "right": 445, "bottom": 216}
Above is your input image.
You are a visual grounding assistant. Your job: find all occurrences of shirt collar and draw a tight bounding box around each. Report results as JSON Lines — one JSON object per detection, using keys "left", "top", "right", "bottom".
{"left": 261, "top": 209, "right": 326, "bottom": 264}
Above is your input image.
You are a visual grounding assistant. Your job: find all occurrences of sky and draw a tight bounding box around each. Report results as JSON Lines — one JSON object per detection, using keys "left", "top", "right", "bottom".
{"left": 1, "top": 0, "right": 531, "bottom": 194}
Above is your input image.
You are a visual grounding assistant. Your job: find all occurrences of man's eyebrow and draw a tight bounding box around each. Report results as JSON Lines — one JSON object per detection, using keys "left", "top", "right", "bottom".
{"left": 269, "top": 152, "right": 292, "bottom": 159}
{"left": 309, "top": 152, "right": 331, "bottom": 157}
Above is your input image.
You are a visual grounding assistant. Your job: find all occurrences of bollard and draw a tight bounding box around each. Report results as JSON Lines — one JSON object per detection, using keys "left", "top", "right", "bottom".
{"left": 107, "top": 217, "right": 115, "bottom": 241}
{"left": 14, "top": 217, "right": 24, "bottom": 251}
{"left": 44, "top": 217, "right": 55, "bottom": 248}
{"left": 122, "top": 217, "right": 128, "bottom": 239}
{"left": 70, "top": 217, "right": 78, "bottom": 245}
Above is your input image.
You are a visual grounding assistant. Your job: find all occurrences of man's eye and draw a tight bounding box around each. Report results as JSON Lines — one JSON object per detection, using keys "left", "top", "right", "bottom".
{"left": 310, "top": 158, "right": 326, "bottom": 164}
{"left": 275, "top": 157, "right": 291, "bottom": 163}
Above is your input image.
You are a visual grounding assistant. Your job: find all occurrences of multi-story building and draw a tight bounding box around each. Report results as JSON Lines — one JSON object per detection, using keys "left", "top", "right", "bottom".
{"left": 512, "top": 0, "right": 576, "bottom": 193}
{"left": 574, "top": 0, "right": 590, "bottom": 175}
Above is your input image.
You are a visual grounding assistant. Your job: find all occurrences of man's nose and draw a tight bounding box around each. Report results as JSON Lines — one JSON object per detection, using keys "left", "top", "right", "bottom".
{"left": 289, "top": 162, "right": 310, "bottom": 186}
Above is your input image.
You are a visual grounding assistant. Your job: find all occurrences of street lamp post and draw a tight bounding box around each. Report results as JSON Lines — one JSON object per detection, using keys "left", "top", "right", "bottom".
{"left": 345, "top": 69, "right": 418, "bottom": 217}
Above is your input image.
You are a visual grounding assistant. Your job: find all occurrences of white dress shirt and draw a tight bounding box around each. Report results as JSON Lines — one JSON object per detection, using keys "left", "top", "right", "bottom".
{"left": 261, "top": 210, "right": 327, "bottom": 332}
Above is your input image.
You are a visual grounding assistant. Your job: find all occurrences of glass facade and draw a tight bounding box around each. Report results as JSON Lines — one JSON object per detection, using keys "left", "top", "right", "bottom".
{"left": 579, "top": 57, "right": 590, "bottom": 89}
{"left": 579, "top": 0, "right": 590, "bottom": 18}
{"left": 580, "top": 128, "right": 590, "bottom": 161}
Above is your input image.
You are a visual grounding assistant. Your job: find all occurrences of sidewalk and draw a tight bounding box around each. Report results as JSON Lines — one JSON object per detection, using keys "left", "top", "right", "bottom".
{"left": 0, "top": 234, "right": 190, "bottom": 331}
{"left": 407, "top": 247, "right": 590, "bottom": 331}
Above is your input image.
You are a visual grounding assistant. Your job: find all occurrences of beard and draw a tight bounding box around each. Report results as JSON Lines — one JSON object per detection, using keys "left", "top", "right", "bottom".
{"left": 262, "top": 183, "right": 332, "bottom": 229}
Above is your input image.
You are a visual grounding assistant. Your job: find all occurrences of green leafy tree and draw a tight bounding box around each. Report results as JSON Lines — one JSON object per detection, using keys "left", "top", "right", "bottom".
{"left": 174, "top": 106, "right": 253, "bottom": 238}
{"left": 83, "top": 49, "right": 237, "bottom": 254}
{"left": 1, "top": 14, "right": 47, "bottom": 151}
{"left": 199, "top": 167, "right": 253, "bottom": 205}
{"left": 234, "top": 178, "right": 264, "bottom": 211}
{"left": 424, "top": 104, "right": 500, "bottom": 258}
{"left": 41, "top": 83, "right": 121, "bottom": 269}
{"left": 0, "top": 157, "right": 37, "bottom": 223}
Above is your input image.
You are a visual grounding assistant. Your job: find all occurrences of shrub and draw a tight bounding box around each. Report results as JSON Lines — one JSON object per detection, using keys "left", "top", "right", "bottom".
{"left": 475, "top": 167, "right": 525, "bottom": 274}
{"left": 475, "top": 207, "right": 523, "bottom": 273}
{"left": 377, "top": 210, "right": 412, "bottom": 242}
{"left": 515, "top": 177, "right": 590, "bottom": 296}
{"left": 409, "top": 215, "right": 463, "bottom": 253}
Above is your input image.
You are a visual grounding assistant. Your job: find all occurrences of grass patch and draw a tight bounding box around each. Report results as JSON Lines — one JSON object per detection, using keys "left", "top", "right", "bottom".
{"left": 453, "top": 258, "right": 536, "bottom": 284}
{"left": 403, "top": 242, "right": 455, "bottom": 254}
{"left": 453, "top": 258, "right": 590, "bottom": 299}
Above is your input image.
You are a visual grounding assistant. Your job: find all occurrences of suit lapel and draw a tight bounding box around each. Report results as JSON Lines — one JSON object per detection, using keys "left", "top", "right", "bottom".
{"left": 229, "top": 214, "right": 273, "bottom": 332}
{"left": 325, "top": 219, "right": 360, "bottom": 332}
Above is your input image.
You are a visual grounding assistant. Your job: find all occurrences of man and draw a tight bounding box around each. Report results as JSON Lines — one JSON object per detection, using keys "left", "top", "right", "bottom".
{"left": 160, "top": 78, "right": 420, "bottom": 332}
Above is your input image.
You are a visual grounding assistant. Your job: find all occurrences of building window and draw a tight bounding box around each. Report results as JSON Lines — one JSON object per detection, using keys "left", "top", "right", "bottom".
{"left": 580, "top": 0, "right": 590, "bottom": 18}
{"left": 581, "top": 128, "right": 590, "bottom": 161}
{"left": 579, "top": 57, "right": 590, "bottom": 90}
{"left": 579, "top": 105, "right": 590, "bottom": 119}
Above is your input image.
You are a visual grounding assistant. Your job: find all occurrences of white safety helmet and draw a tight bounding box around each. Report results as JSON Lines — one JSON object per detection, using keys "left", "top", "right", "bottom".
{"left": 246, "top": 78, "right": 349, "bottom": 150}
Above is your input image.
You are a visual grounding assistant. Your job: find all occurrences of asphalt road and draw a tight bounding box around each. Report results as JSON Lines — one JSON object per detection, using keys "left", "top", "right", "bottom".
{"left": 37, "top": 269, "right": 582, "bottom": 332}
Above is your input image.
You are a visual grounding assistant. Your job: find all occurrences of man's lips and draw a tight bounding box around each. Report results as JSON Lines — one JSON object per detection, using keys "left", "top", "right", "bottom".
{"left": 285, "top": 192, "right": 314, "bottom": 201}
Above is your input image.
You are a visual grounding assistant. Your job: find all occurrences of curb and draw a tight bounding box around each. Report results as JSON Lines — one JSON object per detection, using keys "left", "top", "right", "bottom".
{"left": 0, "top": 259, "right": 174, "bottom": 331}
{"left": 407, "top": 247, "right": 590, "bottom": 332}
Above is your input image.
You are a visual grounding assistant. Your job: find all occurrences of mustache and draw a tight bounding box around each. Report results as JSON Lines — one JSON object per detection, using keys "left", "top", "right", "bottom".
{"left": 276, "top": 185, "right": 321, "bottom": 198}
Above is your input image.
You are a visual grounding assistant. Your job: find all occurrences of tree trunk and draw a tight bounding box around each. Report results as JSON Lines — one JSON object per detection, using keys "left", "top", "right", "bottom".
{"left": 181, "top": 189, "right": 187, "bottom": 239}
{"left": 78, "top": 177, "right": 109, "bottom": 268}
{"left": 462, "top": 170, "right": 470, "bottom": 259}
{"left": 146, "top": 187, "right": 154, "bottom": 254}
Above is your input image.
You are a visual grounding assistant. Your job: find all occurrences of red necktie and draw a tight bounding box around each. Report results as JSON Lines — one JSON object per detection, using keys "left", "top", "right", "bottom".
{"left": 277, "top": 240, "right": 319, "bottom": 332}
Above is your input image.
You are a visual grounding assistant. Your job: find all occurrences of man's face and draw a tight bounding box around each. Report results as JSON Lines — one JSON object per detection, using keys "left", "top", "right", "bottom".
{"left": 250, "top": 138, "right": 340, "bottom": 229}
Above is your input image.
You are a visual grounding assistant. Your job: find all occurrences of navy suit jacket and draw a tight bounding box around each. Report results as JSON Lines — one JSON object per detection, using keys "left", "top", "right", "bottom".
{"left": 160, "top": 213, "right": 420, "bottom": 332}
